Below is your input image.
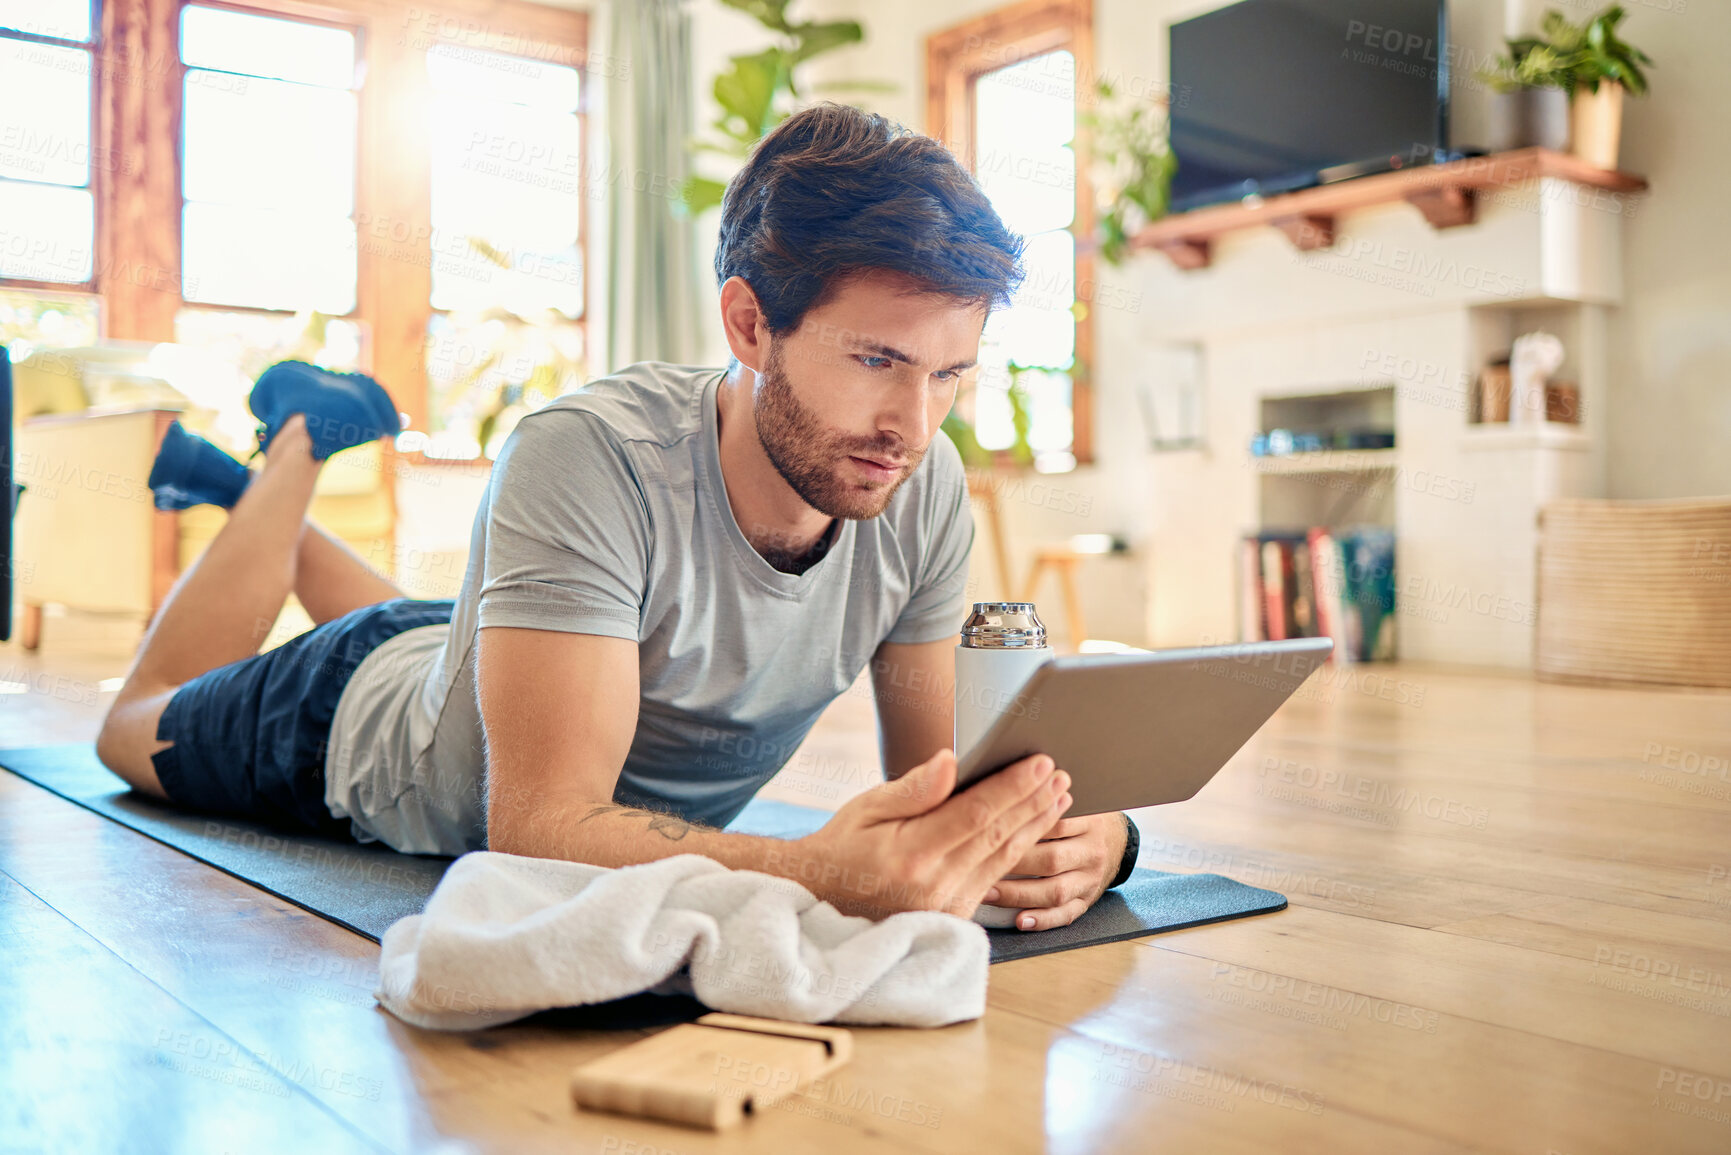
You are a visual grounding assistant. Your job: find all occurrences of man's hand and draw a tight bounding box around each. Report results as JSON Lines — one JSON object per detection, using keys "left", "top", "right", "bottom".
{"left": 983, "top": 811, "right": 1130, "bottom": 932}
{"left": 774, "top": 747, "right": 1073, "bottom": 921}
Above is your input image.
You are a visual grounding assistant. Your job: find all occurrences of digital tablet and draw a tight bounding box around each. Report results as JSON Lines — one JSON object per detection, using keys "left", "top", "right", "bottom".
{"left": 952, "top": 637, "right": 1334, "bottom": 816}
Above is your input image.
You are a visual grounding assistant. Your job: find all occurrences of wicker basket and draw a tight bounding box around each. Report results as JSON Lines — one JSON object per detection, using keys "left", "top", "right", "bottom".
{"left": 1536, "top": 498, "right": 1731, "bottom": 688}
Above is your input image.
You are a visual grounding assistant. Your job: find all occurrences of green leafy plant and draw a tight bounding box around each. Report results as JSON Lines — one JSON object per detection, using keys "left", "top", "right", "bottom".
{"left": 1478, "top": 43, "right": 1572, "bottom": 92}
{"left": 1079, "top": 79, "right": 1177, "bottom": 266}
{"left": 438, "top": 238, "right": 588, "bottom": 457}
{"left": 681, "top": 0, "right": 891, "bottom": 215}
{"left": 1480, "top": 5, "right": 1654, "bottom": 96}
{"left": 0, "top": 289, "right": 100, "bottom": 364}
{"left": 942, "top": 363, "right": 1038, "bottom": 470}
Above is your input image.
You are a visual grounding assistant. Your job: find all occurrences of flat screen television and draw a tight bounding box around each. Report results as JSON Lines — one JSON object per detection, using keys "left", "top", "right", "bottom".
{"left": 1168, "top": 0, "right": 1450, "bottom": 212}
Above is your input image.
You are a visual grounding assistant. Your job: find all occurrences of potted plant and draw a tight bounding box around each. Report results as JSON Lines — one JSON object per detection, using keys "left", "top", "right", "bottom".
{"left": 681, "top": 0, "right": 892, "bottom": 215}
{"left": 1484, "top": 5, "right": 1653, "bottom": 168}
{"left": 429, "top": 239, "right": 588, "bottom": 459}
{"left": 1078, "top": 80, "right": 1176, "bottom": 266}
{"left": 1554, "top": 5, "right": 1653, "bottom": 168}
{"left": 1478, "top": 43, "right": 1571, "bottom": 153}
{"left": 943, "top": 362, "right": 1036, "bottom": 472}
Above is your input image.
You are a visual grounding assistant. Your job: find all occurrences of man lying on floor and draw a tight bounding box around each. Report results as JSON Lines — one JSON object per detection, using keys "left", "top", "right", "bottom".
{"left": 96, "top": 102, "right": 1135, "bottom": 931}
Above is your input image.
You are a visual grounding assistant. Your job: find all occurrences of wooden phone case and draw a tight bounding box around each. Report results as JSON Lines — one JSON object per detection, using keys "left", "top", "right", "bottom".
{"left": 570, "top": 1012, "right": 853, "bottom": 1130}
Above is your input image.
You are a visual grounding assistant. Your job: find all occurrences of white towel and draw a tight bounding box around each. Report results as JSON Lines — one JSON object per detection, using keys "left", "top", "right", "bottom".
{"left": 374, "top": 851, "right": 989, "bottom": 1030}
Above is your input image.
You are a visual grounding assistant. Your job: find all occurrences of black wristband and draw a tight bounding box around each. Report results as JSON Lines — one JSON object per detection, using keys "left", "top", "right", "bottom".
{"left": 1107, "top": 813, "right": 1139, "bottom": 889}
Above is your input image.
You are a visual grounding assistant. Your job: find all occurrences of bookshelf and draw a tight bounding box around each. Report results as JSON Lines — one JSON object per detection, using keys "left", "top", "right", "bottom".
{"left": 1253, "top": 385, "right": 1396, "bottom": 534}
{"left": 1241, "top": 386, "right": 1400, "bottom": 655}
{"left": 1133, "top": 154, "right": 1638, "bottom": 667}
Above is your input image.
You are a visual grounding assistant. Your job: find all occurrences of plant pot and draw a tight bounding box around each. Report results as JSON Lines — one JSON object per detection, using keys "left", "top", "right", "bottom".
{"left": 1570, "top": 82, "right": 1625, "bottom": 169}
{"left": 1487, "top": 87, "right": 1571, "bottom": 152}
{"left": 1476, "top": 361, "right": 1512, "bottom": 423}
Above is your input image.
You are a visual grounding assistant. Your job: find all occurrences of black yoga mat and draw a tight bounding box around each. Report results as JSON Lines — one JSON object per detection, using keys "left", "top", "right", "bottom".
{"left": 1, "top": 744, "right": 1285, "bottom": 962}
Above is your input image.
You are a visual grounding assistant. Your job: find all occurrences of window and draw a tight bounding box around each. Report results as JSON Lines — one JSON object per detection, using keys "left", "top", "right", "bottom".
{"left": 426, "top": 43, "right": 583, "bottom": 316}
{"left": 928, "top": 0, "right": 1095, "bottom": 469}
{"left": 974, "top": 50, "right": 1077, "bottom": 468}
{"left": 420, "top": 41, "right": 587, "bottom": 455}
{"left": 0, "top": 1, "right": 96, "bottom": 286}
{"left": 0, "top": 0, "right": 591, "bottom": 452}
{"left": 179, "top": 5, "right": 360, "bottom": 313}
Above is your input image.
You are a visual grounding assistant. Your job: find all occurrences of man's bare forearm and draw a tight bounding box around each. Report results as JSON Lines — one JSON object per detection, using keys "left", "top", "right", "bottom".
{"left": 488, "top": 797, "right": 791, "bottom": 878}
{"left": 486, "top": 798, "right": 919, "bottom": 917}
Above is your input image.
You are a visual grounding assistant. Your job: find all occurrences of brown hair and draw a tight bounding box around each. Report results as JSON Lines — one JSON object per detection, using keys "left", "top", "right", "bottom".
{"left": 714, "top": 102, "right": 1025, "bottom": 334}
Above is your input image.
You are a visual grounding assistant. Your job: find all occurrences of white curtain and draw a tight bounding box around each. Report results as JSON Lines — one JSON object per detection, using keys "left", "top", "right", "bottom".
{"left": 604, "top": 0, "right": 705, "bottom": 369}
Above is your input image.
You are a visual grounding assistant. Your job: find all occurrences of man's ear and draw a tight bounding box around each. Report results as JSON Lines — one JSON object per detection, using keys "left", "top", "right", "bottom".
{"left": 718, "top": 276, "right": 769, "bottom": 374}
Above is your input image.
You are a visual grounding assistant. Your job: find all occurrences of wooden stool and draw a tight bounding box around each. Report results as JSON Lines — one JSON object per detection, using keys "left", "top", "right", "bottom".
{"left": 965, "top": 474, "right": 1016, "bottom": 600}
{"left": 1021, "top": 545, "right": 1087, "bottom": 647}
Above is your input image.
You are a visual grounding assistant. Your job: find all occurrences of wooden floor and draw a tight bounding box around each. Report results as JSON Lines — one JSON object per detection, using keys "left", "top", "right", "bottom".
{"left": 3, "top": 616, "right": 1730, "bottom": 1153}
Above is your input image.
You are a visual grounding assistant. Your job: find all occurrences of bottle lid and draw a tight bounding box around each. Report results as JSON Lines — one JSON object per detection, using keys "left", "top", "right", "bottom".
{"left": 960, "top": 602, "right": 1048, "bottom": 649}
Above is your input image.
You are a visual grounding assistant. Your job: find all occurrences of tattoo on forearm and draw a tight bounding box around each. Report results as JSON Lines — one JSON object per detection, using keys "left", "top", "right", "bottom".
{"left": 579, "top": 803, "right": 699, "bottom": 841}
{"left": 646, "top": 814, "right": 694, "bottom": 840}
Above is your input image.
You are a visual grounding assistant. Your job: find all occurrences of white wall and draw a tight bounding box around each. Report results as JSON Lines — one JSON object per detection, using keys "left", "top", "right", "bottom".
{"left": 1597, "top": 1, "right": 1731, "bottom": 499}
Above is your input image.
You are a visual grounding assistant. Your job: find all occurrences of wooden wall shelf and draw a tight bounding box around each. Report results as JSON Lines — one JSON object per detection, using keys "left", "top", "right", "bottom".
{"left": 1131, "top": 148, "right": 1648, "bottom": 271}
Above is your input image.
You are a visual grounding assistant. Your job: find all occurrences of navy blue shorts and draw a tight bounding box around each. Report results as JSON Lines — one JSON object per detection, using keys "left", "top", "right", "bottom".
{"left": 151, "top": 597, "right": 456, "bottom": 839}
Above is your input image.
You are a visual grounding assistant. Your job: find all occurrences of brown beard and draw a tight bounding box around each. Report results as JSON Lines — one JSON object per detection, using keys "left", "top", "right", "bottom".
{"left": 753, "top": 338, "right": 926, "bottom": 522}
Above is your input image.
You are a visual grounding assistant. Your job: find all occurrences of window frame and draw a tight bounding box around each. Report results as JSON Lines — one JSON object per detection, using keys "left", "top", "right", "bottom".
{"left": 418, "top": 24, "right": 591, "bottom": 446}
{"left": 0, "top": 8, "right": 102, "bottom": 294}
{"left": 0, "top": 0, "right": 590, "bottom": 444}
{"left": 176, "top": 0, "right": 367, "bottom": 320}
{"left": 927, "top": 0, "right": 1096, "bottom": 467}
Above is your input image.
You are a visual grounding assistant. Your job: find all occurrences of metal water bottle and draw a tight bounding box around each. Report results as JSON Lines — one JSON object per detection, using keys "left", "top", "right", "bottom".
{"left": 954, "top": 602, "right": 1054, "bottom": 759}
{"left": 955, "top": 602, "right": 1054, "bottom": 928}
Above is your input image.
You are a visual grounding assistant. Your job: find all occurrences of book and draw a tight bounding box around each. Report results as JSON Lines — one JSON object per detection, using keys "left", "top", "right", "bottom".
{"left": 1238, "top": 527, "right": 1397, "bottom": 660}
{"left": 1262, "top": 539, "right": 1289, "bottom": 641}
{"left": 1291, "top": 540, "right": 1314, "bottom": 637}
{"left": 1308, "top": 528, "right": 1352, "bottom": 663}
{"left": 1238, "top": 537, "right": 1266, "bottom": 642}
{"left": 1341, "top": 527, "right": 1397, "bottom": 661}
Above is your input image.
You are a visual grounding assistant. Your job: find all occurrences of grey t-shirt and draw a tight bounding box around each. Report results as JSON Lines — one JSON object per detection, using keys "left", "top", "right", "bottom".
{"left": 323, "top": 361, "right": 974, "bottom": 856}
